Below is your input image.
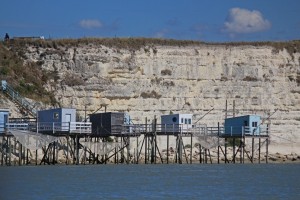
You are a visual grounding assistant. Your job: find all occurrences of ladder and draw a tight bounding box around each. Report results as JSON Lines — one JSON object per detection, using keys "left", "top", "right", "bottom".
{"left": 1, "top": 80, "right": 37, "bottom": 117}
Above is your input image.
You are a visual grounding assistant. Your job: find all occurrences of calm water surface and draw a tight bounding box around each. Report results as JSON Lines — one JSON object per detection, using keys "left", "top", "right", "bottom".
{"left": 0, "top": 164, "right": 299, "bottom": 199}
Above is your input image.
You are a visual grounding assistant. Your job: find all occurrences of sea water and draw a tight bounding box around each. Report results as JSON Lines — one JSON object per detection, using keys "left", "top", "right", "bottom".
{"left": 0, "top": 164, "right": 300, "bottom": 200}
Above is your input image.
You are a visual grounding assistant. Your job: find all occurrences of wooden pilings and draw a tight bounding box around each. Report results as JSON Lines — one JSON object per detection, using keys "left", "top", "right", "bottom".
{"left": 0, "top": 131, "right": 270, "bottom": 166}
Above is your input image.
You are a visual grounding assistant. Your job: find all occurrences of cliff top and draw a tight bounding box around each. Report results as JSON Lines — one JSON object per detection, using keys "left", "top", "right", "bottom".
{"left": 4, "top": 37, "right": 300, "bottom": 53}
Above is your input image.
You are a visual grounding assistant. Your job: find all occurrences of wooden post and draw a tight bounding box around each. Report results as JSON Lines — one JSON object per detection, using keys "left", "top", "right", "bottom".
{"left": 26, "top": 149, "right": 29, "bottom": 165}
{"left": 35, "top": 149, "right": 38, "bottom": 165}
{"left": 175, "top": 135, "right": 178, "bottom": 163}
{"left": 52, "top": 141, "right": 56, "bottom": 165}
{"left": 83, "top": 146, "right": 86, "bottom": 165}
{"left": 179, "top": 136, "right": 183, "bottom": 164}
{"left": 127, "top": 136, "right": 130, "bottom": 164}
{"left": 240, "top": 138, "right": 242, "bottom": 164}
{"left": 204, "top": 149, "right": 207, "bottom": 164}
{"left": 76, "top": 135, "right": 79, "bottom": 165}
{"left": 258, "top": 137, "right": 261, "bottom": 164}
{"left": 121, "top": 137, "right": 124, "bottom": 163}
{"left": 8, "top": 136, "right": 11, "bottom": 166}
{"left": 243, "top": 136, "right": 245, "bottom": 164}
{"left": 178, "top": 135, "right": 183, "bottom": 164}
{"left": 1, "top": 136, "right": 4, "bottom": 166}
{"left": 199, "top": 145, "right": 202, "bottom": 163}
{"left": 251, "top": 137, "right": 254, "bottom": 163}
{"left": 115, "top": 137, "right": 118, "bottom": 164}
{"left": 153, "top": 117, "right": 157, "bottom": 164}
{"left": 144, "top": 134, "right": 147, "bottom": 164}
{"left": 167, "top": 134, "right": 169, "bottom": 164}
{"left": 225, "top": 138, "right": 227, "bottom": 164}
{"left": 151, "top": 135, "right": 155, "bottom": 164}
{"left": 14, "top": 137, "right": 16, "bottom": 154}
{"left": 154, "top": 135, "right": 157, "bottom": 164}
{"left": 217, "top": 122, "right": 220, "bottom": 164}
{"left": 145, "top": 118, "right": 148, "bottom": 164}
{"left": 66, "top": 135, "right": 69, "bottom": 165}
{"left": 22, "top": 146, "right": 26, "bottom": 165}
{"left": 190, "top": 133, "right": 193, "bottom": 164}
{"left": 232, "top": 138, "right": 235, "bottom": 163}
{"left": 19, "top": 143, "right": 22, "bottom": 166}
{"left": 266, "top": 138, "right": 268, "bottom": 164}
{"left": 136, "top": 136, "right": 139, "bottom": 164}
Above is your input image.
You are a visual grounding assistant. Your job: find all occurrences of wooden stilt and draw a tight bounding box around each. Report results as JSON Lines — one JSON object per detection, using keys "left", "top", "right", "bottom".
{"left": 76, "top": 135, "right": 79, "bottom": 165}
{"left": 26, "top": 149, "right": 29, "bottom": 165}
{"left": 190, "top": 133, "right": 193, "bottom": 164}
{"left": 19, "top": 143, "right": 22, "bottom": 166}
{"left": 225, "top": 138, "right": 227, "bottom": 164}
{"left": 136, "top": 136, "right": 139, "bottom": 164}
{"left": 199, "top": 145, "right": 202, "bottom": 163}
{"left": 217, "top": 123, "right": 220, "bottom": 164}
{"left": 1, "top": 136, "right": 4, "bottom": 166}
{"left": 251, "top": 137, "right": 254, "bottom": 163}
{"left": 232, "top": 138, "right": 235, "bottom": 163}
{"left": 35, "top": 149, "right": 38, "bottom": 165}
{"left": 8, "top": 136, "right": 11, "bottom": 166}
{"left": 240, "top": 138, "right": 242, "bottom": 163}
{"left": 204, "top": 149, "right": 207, "bottom": 164}
{"left": 258, "top": 137, "right": 261, "bottom": 164}
{"left": 266, "top": 138, "right": 268, "bottom": 164}
{"left": 167, "top": 135, "right": 169, "bottom": 164}
{"left": 52, "top": 141, "right": 56, "bottom": 165}
{"left": 145, "top": 134, "right": 147, "bottom": 164}
{"left": 243, "top": 136, "right": 245, "bottom": 164}
{"left": 66, "top": 135, "right": 69, "bottom": 165}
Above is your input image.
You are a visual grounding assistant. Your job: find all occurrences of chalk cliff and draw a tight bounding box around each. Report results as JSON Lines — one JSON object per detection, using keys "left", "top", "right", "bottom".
{"left": 11, "top": 40, "right": 300, "bottom": 153}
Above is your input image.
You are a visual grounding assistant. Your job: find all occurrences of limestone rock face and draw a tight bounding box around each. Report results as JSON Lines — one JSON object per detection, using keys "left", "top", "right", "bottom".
{"left": 21, "top": 43, "right": 300, "bottom": 151}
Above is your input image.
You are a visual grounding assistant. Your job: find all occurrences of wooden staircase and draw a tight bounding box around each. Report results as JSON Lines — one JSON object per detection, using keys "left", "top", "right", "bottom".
{"left": 1, "top": 80, "right": 38, "bottom": 117}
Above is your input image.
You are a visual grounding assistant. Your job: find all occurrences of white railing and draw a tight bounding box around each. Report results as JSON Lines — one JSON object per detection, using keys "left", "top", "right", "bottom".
{"left": 206, "top": 127, "right": 224, "bottom": 136}
{"left": 6, "top": 123, "right": 29, "bottom": 130}
{"left": 38, "top": 122, "right": 91, "bottom": 133}
{"left": 4, "top": 122, "right": 269, "bottom": 136}
{"left": 5, "top": 122, "right": 92, "bottom": 134}
{"left": 223, "top": 125, "right": 269, "bottom": 136}
{"left": 69, "top": 122, "right": 92, "bottom": 133}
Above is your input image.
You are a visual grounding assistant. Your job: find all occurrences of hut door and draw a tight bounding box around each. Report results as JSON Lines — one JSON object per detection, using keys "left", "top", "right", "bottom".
{"left": 4, "top": 114, "right": 8, "bottom": 124}
{"left": 65, "top": 114, "right": 71, "bottom": 123}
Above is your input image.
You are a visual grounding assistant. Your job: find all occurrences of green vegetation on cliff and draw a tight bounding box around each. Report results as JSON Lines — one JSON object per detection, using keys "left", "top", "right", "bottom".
{"left": 0, "top": 42, "right": 57, "bottom": 105}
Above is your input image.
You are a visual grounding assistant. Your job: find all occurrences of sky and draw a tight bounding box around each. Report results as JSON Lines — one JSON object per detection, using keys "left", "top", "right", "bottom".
{"left": 0, "top": 0, "right": 299, "bottom": 42}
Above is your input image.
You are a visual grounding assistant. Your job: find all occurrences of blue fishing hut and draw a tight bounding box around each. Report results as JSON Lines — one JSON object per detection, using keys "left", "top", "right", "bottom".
{"left": 161, "top": 114, "right": 193, "bottom": 132}
{"left": 37, "top": 108, "right": 76, "bottom": 131}
{"left": 0, "top": 109, "right": 9, "bottom": 133}
{"left": 38, "top": 108, "right": 76, "bottom": 123}
{"left": 224, "top": 115, "right": 261, "bottom": 136}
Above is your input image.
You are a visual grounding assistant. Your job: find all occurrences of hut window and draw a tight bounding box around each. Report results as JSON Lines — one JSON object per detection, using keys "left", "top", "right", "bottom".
{"left": 181, "top": 118, "right": 184, "bottom": 123}
{"left": 188, "top": 119, "right": 191, "bottom": 124}
{"left": 185, "top": 118, "right": 188, "bottom": 124}
{"left": 53, "top": 112, "right": 59, "bottom": 119}
{"left": 172, "top": 117, "right": 177, "bottom": 123}
{"left": 252, "top": 122, "right": 258, "bottom": 127}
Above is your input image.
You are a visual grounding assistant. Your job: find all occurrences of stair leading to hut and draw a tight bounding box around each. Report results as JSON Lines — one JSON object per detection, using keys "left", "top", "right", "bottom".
{"left": 1, "top": 80, "right": 37, "bottom": 117}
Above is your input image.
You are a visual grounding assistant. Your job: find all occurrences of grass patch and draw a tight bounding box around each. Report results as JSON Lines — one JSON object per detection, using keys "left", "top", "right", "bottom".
{"left": 0, "top": 43, "right": 58, "bottom": 105}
